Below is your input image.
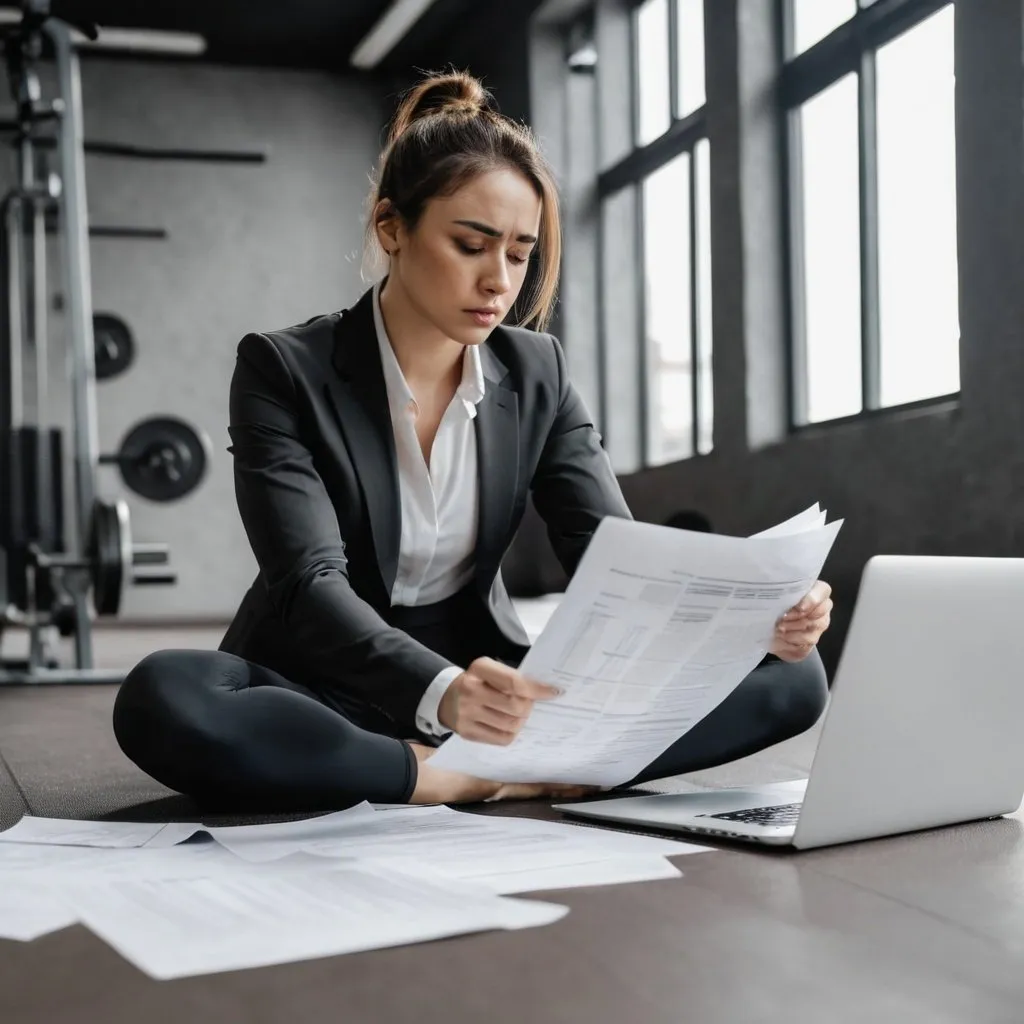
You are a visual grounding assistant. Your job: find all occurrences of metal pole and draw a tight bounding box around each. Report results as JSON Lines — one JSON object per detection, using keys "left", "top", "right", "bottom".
{"left": 31, "top": 191, "right": 47, "bottom": 428}
{"left": 48, "top": 20, "right": 97, "bottom": 669}
{"left": 4, "top": 198, "right": 24, "bottom": 429}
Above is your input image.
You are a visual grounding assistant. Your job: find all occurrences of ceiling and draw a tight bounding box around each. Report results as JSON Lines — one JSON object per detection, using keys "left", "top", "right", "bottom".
{"left": 46, "top": 0, "right": 494, "bottom": 72}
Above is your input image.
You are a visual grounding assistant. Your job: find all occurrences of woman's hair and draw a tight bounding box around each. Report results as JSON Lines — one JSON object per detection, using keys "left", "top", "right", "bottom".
{"left": 365, "top": 70, "right": 561, "bottom": 332}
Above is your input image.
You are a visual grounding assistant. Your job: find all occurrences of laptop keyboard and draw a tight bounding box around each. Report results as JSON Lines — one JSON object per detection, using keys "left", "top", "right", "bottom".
{"left": 698, "top": 802, "right": 802, "bottom": 827}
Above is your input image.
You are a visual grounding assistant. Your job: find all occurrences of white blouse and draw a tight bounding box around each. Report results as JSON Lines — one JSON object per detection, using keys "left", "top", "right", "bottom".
{"left": 372, "top": 282, "right": 485, "bottom": 737}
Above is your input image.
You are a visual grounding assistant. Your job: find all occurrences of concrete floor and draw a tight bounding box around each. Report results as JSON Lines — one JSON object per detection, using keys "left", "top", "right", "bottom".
{"left": 1, "top": 617, "right": 1022, "bottom": 1023}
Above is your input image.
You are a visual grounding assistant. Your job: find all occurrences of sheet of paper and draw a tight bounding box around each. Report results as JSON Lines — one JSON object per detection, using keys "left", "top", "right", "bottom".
{"left": 392, "top": 855, "right": 683, "bottom": 894}
{"left": 197, "top": 803, "right": 381, "bottom": 859}
{"left": 431, "top": 509, "right": 842, "bottom": 786}
{"left": 0, "top": 834, "right": 256, "bottom": 881}
{"left": 0, "top": 886, "right": 77, "bottom": 941}
{"left": 205, "top": 804, "right": 703, "bottom": 871}
{"left": 0, "top": 815, "right": 202, "bottom": 849}
{"left": 749, "top": 503, "right": 825, "bottom": 538}
{"left": 59, "top": 864, "right": 567, "bottom": 979}
{"left": 0, "top": 804, "right": 381, "bottom": 852}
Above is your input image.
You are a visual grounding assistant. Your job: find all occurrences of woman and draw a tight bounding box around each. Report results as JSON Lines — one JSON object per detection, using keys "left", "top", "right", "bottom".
{"left": 113, "top": 72, "right": 833, "bottom": 812}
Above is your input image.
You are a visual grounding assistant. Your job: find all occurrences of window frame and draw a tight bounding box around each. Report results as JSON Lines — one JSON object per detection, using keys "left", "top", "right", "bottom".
{"left": 598, "top": 0, "right": 711, "bottom": 467}
{"left": 781, "top": 0, "right": 957, "bottom": 427}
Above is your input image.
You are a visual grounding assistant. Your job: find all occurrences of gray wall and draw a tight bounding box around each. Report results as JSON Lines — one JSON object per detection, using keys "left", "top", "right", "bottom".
{"left": 24, "top": 58, "right": 386, "bottom": 620}
{"left": 502, "top": 0, "right": 1024, "bottom": 675}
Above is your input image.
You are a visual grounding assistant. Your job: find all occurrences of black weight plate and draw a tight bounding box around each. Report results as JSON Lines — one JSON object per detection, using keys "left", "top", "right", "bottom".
{"left": 116, "top": 416, "right": 210, "bottom": 503}
{"left": 93, "top": 313, "right": 135, "bottom": 381}
{"left": 89, "top": 499, "right": 130, "bottom": 616}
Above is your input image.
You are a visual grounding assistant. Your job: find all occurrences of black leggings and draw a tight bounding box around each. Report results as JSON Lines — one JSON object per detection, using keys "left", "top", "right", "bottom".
{"left": 112, "top": 648, "right": 827, "bottom": 812}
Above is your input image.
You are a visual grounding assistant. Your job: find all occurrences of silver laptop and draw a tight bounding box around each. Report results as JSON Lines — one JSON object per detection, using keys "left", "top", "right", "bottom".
{"left": 556, "top": 555, "right": 1024, "bottom": 849}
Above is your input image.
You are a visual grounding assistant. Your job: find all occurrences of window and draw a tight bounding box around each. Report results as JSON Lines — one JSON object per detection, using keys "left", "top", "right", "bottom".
{"left": 875, "top": 8, "right": 958, "bottom": 406}
{"left": 792, "top": 0, "right": 856, "bottom": 54}
{"left": 675, "top": 0, "right": 706, "bottom": 119}
{"left": 785, "top": 0, "right": 958, "bottom": 426}
{"left": 799, "top": 75, "right": 862, "bottom": 422}
{"left": 642, "top": 153, "right": 693, "bottom": 461}
{"left": 635, "top": 0, "right": 671, "bottom": 146}
{"left": 596, "top": 0, "right": 711, "bottom": 468}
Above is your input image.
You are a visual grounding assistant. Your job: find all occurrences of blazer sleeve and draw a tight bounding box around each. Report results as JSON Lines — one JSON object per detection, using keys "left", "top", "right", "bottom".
{"left": 228, "top": 331, "right": 453, "bottom": 735}
{"left": 529, "top": 335, "right": 633, "bottom": 578}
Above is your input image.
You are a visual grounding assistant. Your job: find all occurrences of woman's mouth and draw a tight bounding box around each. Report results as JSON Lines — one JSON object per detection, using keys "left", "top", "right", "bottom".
{"left": 466, "top": 308, "right": 499, "bottom": 327}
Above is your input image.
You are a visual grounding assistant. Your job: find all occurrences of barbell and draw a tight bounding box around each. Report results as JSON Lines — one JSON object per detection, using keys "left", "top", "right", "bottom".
{"left": 100, "top": 415, "right": 211, "bottom": 503}
{"left": 29, "top": 497, "right": 176, "bottom": 618}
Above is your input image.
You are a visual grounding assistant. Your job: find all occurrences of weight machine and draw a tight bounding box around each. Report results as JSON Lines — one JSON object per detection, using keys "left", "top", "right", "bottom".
{"left": 0, "top": 2, "right": 212, "bottom": 684}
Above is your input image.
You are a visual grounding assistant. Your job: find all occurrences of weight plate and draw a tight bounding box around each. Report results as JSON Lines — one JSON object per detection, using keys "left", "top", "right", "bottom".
{"left": 89, "top": 498, "right": 130, "bottom": 616}
{"left": 93, "top": 313, "right": 135, "bottom": 381}
{"left": 115, "top": 416, "right": 211, "bottom": 503}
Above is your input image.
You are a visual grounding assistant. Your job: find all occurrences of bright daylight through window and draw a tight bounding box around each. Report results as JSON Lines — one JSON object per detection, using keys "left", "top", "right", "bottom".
{"left": 791, "top": 2, "right": 958, "bottom": 425}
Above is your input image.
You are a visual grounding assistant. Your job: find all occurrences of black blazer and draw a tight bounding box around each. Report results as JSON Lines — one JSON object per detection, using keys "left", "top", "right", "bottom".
{"left": 219, "top": 286, "right": 632, "bottom": 736}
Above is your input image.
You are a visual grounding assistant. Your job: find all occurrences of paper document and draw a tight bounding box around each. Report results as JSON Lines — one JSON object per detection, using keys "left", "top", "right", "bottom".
{"left": 0, "top": 886, "right": 77, "bottom": 941}
{"left": 197, "top": 803, "right": 379, "bottom": 860}
{"left": 396, "top": 855, "right": 684, "bottom": 895}
{"left": 0, "top": 803, "right": 377, "bottom": 853}
{"left": 0, "top": 834, "right": 259, "bottom": 881}
{"left": 749, "top": 503, "right": 827, "bottom": 539}
{"left": 431, "top": 506, "right": 841, "bottom": 786}
{"left": 206, "top": 803, "right": 700, "bottom": 871}
{"left": 58, "top": 864, "right": 567, "bottom": 979}
{"left": 0, "top": 815, "right": 200, "bottom": 849}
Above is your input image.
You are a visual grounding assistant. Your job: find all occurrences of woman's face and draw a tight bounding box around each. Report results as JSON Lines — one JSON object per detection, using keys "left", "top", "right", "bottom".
{"left": 378, "top": 166, "right": 542, "bottom": 345}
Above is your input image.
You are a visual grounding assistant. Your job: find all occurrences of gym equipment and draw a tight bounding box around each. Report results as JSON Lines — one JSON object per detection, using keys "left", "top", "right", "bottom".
{"left": 0, "top": 3, "right": 213, "bottom": 685}
{"left": 93, "top": 312, "right": 135, "bottom": 379}
{"left": 27, "top": 498, "right": 177, "bottom": 618}
{"left": 101, "top": 415, "right": 211, "bottom": 503}
{"left": 0, "top": 126, "right": 270, "bottom": 164}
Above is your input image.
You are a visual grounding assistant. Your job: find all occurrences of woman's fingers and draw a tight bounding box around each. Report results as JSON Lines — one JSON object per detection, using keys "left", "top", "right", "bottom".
{"left": 472, "top": 703, "right": 526, "bottom": 737}
{"left": 779, "top": 625, "right": 824, "bottom": 645}
{"left": 783, "top": 585, "right": 832, "bottom": 622}
{"left": 777, "top": 600, "right": 832, "bottom": 636}
{"left": 481, "top": 681, "right": 534, "bottom": 718}
{"left": 461, "top": 719, "right": 520, "bottom": 745}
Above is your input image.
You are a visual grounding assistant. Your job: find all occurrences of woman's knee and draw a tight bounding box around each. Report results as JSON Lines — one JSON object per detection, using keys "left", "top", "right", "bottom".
{"left": 113, "top": 650, "right": 183, "bottom": 735}
{"left": 755, "top": 650, "right": 828, "bottom": 740}
{"left": 113, "top": 650, "right": 240, "bottom": 765}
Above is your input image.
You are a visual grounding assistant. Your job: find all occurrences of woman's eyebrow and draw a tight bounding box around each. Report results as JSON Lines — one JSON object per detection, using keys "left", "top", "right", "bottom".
{"left": 453, "top": 219, "right": 538, "bottom": 244}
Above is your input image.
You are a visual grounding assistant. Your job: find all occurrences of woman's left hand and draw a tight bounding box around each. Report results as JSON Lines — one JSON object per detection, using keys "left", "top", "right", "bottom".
{"left": 770, "top": 580, "right": 833, "bottom": 662}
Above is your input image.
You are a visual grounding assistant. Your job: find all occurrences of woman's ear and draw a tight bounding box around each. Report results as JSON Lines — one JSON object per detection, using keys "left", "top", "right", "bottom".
{"left": 374, "top": 199, "right": 402, "bottom": 256}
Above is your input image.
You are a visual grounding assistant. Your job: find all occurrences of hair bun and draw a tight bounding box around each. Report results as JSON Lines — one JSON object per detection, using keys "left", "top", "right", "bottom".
{"left": 387, "top": 71, "right": 496, "bottom": 146}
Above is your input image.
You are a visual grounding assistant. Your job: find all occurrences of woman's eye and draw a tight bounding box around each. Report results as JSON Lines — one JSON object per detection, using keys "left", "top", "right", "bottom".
{"left": 456, "top": 240, "right": 530, "bottom": 265}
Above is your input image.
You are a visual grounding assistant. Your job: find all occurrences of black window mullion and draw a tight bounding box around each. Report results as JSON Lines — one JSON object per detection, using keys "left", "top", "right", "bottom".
{"left": 780, "top": 0, "right": 948, "bottom": 107}
{"left": 858, "top": 49, "right": 881, "bottom": 411}
{"left": 780, "top": 0, "right": 796, "bottom": 60}
{"left": 598, "top": 108, "right": 706, "bottom": 198}
{"left": 779, "top": 0, "right": 808, "bottom": 427}
{"left": 688, "top": 145, "right": 700, "bottom": 454}
{"left": 596, "top": 203, "right": 609, "bottom": 448}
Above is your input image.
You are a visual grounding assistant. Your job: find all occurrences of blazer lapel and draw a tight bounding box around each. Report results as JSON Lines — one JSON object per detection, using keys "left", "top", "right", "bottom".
{"left": 324, "top": 289, "right": 401, "bottom": 600}
{"left": 474, "top": 342, "right": 520, "bottom": 596}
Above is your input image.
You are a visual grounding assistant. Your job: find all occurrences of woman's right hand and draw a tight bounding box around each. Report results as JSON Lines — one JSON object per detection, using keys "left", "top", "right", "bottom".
{"left": 437, "top": 656, "right": 561, "bottom": 744}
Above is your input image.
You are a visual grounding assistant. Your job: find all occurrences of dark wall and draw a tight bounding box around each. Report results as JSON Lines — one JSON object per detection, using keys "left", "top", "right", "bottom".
{"left": 397, "top": 3, "right": 542, "bottom": 123}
